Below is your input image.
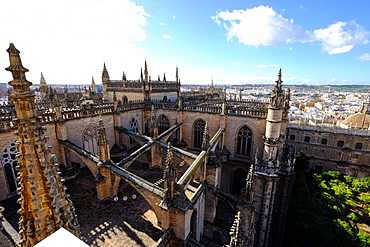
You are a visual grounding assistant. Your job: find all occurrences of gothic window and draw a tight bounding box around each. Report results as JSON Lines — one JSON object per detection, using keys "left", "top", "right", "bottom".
{"left": 236, "top": 125, "right": 252, "bottom": 157}
{"left": 193, "top": 119, "right": 205, "bottom": 149}
{"left": 304, "top": 136, "right": 310, "bottom": 143}
{"left": 1, "top": 143, "right": 19, "bottom": 195}
{"left": 83, "top": 124, "right": 98, "bottom": 155}
{"left": 289, "top": 134, "right": 296, "bottom": 141}
{"left": 355, "top": 142, "right": 363, "bottom": 150}
{"left": 129, "top": 118, "right": 139, "bottom": 145}
{"left": 163, "top": 96, "right": 168, "bottom": 102}
{"left": 321, "top": 138, "right": 328, "bottom": 145}
{"left": 337, "top": 140, "right": 344, "bottom": 147}
{"left": 158, "top": 115, "right": 170, "bottom": 135}
{"left": 122, "top": 96, "right": 128, "bottom": 103}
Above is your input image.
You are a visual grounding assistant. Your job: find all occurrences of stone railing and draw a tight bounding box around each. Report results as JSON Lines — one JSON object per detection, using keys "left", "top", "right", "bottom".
{"left": 151, "top": 81, "right": 178, "bottom": 90}
{"left": 183, "top": 104, "right": 223, "bottom": 114}
{"left": 288, "top": 122, "right": 370, "bottom": 137}
{"left": 152, "top": 101, "right": 178, "bottom": 110}
{"left": 0, "top": 97, "right": 270, "bottom": 131}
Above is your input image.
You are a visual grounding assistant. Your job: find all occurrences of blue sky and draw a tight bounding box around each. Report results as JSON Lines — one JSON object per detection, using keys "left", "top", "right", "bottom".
{"left": 1, "top": 0, "right": 370, "bottom": 85}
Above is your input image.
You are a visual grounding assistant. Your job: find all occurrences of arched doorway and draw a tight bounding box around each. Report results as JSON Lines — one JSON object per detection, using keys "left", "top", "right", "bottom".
{"left": 231, "top": 168, "right": 247, "bottom": 195}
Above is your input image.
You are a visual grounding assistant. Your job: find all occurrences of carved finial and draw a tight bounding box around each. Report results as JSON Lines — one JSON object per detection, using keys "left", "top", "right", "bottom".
{"left": 6, "top": 43, "right": 31, "bottom": 88}
{"left": 150, "top": 105, "right": 157, "bottom": 125}
{"left": 165, "top": 143, "right": 174, "bottom": 168}
{"left": 163, "top": 73, "right": 166, "bottom": 82}
{"left": 201, "top": 122, "right": 210, "bottom": 151}
{"left": 176, "top": 66, "right": 179, "bottom": 83}
{"left": 164, "top": 143, "right": 177, "bottom": 183}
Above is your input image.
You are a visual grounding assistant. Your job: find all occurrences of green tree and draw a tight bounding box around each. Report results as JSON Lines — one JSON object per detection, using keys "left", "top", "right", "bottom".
{"left": 295, "top": 151, "right": 310, "bottom": 171}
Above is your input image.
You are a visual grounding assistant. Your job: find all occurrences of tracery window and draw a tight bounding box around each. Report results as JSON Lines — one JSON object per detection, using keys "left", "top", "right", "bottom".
{"left": 158, "top": 115, "right": 170, "bottom": 134}
{"left": 129, "top": 118, "right": 139, "bottom": 145}
{"left": 1, "top": 143, "right": 19, "bottom": 195}
{"left": 83, "top": 124, "right": 98, "bottom": 155}
{"left": 193, "top": 119, "right": 205, "bottom": 149}
{"left": 236, "top": 125, "right": 252, "bottom": 158}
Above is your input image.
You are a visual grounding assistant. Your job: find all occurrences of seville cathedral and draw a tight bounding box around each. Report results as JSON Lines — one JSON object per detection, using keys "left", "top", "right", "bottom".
{"left": 0, "top": 44, "right": 296, "bottom": 247}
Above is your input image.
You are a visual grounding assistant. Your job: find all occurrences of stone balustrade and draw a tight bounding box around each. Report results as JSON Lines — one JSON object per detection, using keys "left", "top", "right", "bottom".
{"left": 0, "top": 97, "right": 270, "bottom": 131}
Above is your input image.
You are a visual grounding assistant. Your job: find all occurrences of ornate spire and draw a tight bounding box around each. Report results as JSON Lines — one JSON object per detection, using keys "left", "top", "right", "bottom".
{"left": 245, "top": 165, "right": 255, "bottom": 204}
{"left": 164, "top": 143, "right": 177, "bottom": 202}
{"left": 201, "top": 122, "right": 210, "bottom": 151}
{"left": 150, "top": 105, "right": 158, "bottom": 137}
{"left": 91, "top": 76, "right": 97, "bottom": 92}
{"left": 97, "top": 117, "right": 110, "bottom": 160}
{"left": 176, "top": 66, "right": 179, "bottom": 83}
{"left": 40, "top": 72, "right": 46, "bottom": 85}
{"left": 140, "top": 68, "right": 144, "bottom": 82}
{"left": 228, "top": 212, "right": 242, "bottom": 247}
{"left": 163, "top": 73, "right": 166, "bottom": 83}
{"left": 102, "top": 62, "right": 109, "bottom": 83}
{"left": 122, "top": 71, "right": 127, "bottom": 82}
{"left": 6, "top": 43, "right": 31, "bottom": 89}
{"left": 144, "top": 60, "right": 148, "bottom": 82}
{"left": 269, "top": 68, "right": 284, "bottom": 108}
{"left": 6, "top": 43, "right": 79, "bottom": 246}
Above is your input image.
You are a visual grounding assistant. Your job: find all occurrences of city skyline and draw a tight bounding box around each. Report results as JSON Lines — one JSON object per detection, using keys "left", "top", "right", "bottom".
{"left": 0, "top": 0, "right": 370, "bottom": 85}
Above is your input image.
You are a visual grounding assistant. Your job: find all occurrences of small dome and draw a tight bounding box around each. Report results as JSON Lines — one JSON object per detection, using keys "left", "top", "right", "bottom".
{"left": 341, "top": 112, "right": 370, "bottom": 129}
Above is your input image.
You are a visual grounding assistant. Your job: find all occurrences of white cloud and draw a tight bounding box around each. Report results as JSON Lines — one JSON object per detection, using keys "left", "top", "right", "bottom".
{"left": 160, "top": 22, "right": 166, "bottom": 25}
{"left": 254, "top": 64, "right": 277, "bottom": 68}
{"left": 300, "top": 5, "right": 309, "bottom": 11}
{"left": 162, "top": 34, "right": 173, "bottom": 39}
{"left": 0, "top": 0, "right": 149, "bottom": 84}
{"left": 233, "top": 62, "right": 241, "bottom": 65}
{"left": 314, "top": 21, "right": 369, "bottom": 54}
{"left": 213, "top": 5, "right": 310, "bottom": 47}
{"left": 358, "top": 53, "right": 370, "bottom": 62}
{"left": 213, "top": 6, "right": 369, "bottom": 55}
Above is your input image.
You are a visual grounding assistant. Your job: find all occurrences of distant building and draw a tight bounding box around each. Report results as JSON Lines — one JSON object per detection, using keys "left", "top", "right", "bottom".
{"left": 288, "top": 102, "right": 370, "bottom": 178}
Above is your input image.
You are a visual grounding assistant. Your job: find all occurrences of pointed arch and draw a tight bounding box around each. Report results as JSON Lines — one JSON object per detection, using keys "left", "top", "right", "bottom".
{"left": 83, "top": 123, "right": 99, "bottom": 155}
{"left": 129, "top": 118, "right": 139, "bottom": 145}
{"left": 236, "top": 125, "right": 253, "bottom": 158}
{"left": 193, "top": 119, "right": 205, "bottom": 149}
{"left": 1, "top": 143, "right": 19, "bottom": 195}
{"left": 158, "top": 115, "right": 170, "bottom": 135}
{"left": 122, "top": 95, "right": 128, "bottom": 103}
